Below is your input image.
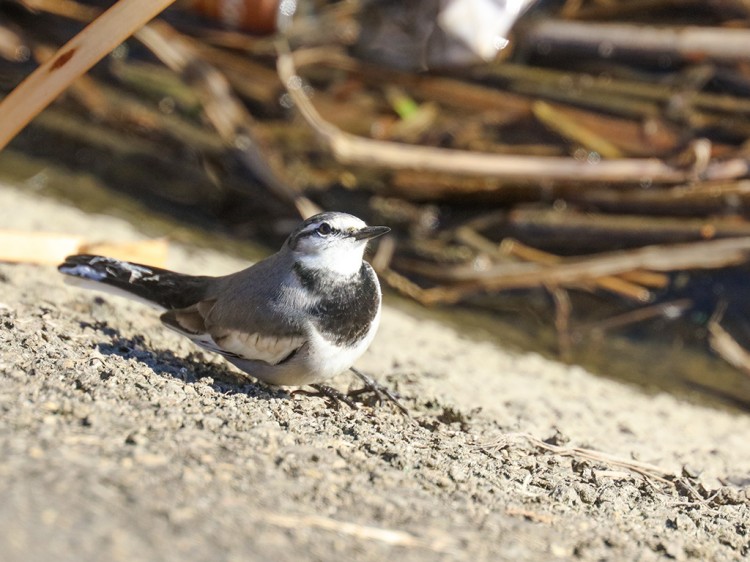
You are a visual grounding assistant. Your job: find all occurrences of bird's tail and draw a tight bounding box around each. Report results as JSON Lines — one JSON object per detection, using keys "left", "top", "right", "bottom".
{"left": 58, "top": 254, "right": 210, "bottom": 310}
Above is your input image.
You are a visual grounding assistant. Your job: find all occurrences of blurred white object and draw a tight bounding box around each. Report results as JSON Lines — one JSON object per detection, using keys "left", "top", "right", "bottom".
{"left": 353, "top": 0, "right": 538, "bottom": 70}
{"left": 438, "top": 0, "right": 536, "bottom": 62}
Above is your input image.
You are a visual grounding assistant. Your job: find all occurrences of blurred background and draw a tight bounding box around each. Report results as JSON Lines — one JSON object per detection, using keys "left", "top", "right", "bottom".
{"left": 3, "top": 0, "right": 750, "bottom": 407}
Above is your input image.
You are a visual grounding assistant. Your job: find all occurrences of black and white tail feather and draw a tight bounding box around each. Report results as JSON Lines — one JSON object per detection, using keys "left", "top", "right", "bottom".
{"left": 59, "top": 255, "right": 210, "bottom": 311}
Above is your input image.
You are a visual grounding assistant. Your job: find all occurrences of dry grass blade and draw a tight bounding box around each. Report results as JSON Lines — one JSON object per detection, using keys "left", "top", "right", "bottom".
{"left": 533, "top": 104, "right": 681, "bottom": 158}
{"left": 262, "top": 512, "right": 458, "bottom": 553}
{"left": 0, "top": 0, "right": 178, "bottom": 151}
{"left": 532, "top": 100, "right": 624, "bottom": 158}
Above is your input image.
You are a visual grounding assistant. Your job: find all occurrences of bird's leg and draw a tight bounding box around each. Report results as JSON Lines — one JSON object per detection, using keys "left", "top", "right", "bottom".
{"left": 293, "top": 384, "right": 359, "bottom": 410}
{"left": 348, "top": 367, "right": 409, "bottom": 416}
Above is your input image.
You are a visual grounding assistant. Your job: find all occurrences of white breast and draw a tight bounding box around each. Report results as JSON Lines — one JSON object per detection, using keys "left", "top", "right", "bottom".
{"left": 300, "top": 306, "right": 382, "bottom": 385}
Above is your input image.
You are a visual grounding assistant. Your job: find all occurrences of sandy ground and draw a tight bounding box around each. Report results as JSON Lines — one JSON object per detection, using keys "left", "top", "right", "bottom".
{"left": 1, "top": 183, "right": 749, "bottom": 561}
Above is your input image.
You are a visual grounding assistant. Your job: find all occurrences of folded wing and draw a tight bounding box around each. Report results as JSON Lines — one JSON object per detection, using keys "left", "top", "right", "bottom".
{"left": 161, "top": 301, "right": 304, "bottom": 365}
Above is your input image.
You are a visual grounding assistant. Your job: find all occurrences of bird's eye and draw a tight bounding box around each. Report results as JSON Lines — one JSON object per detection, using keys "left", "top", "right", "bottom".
{"left": 317, "top": 223, "right": 332, "bottom": 236}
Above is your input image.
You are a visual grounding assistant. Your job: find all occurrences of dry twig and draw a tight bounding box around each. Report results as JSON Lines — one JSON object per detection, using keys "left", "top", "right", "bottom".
{"left": 524, "top": 20, "right": 750, "bottom": 65}
{"left": 500, "top": 238, "right": 654, "bottom": 302}
{"left": 708, "top": 302, "right": 750, "bottom": 377}
{"left": 481, "top": 432, "right": 677, "bottom": 485}
{"left": 573, "top": 299, "right": 691, "bottom": 337}
{"left": 400, "top": 237, "right": 750, "bottom": 304}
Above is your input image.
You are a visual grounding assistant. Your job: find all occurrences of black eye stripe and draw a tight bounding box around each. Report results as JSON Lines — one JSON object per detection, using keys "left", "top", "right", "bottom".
{"left": 292, "top": 224, "right": 341, "bottom": 245}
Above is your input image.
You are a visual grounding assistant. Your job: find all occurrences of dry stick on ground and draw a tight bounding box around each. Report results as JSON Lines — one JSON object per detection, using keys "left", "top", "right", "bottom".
{"left": 461, "top": 233, "right": 684, "bottom": 351}
{"left": 456, "top": 227, "right": 650, "bottom": 355}
{"left": 505, "top": 239, "right": 667, "bottom": 289}
{"left": 399, "top": 236, "right": 750, "bottom": 304}
{"left": 275, "top": 42, "right": 747, "bottom": 184}
{"left": 482, "top": 433, "right": 677, "bottom": 486}
{"left": 0, "top": 230, "right": 168, "bottom": 266}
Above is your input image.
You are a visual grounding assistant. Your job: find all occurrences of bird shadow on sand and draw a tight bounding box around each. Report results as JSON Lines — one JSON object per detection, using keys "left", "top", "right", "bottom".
{"left": 80, "top": 320, "right": 401, "bottom": 412}
{"left": 80, "top": 320, "right": 290, "bottom": 402}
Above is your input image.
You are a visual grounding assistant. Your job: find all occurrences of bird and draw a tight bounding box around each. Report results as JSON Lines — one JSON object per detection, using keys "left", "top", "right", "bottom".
{"left": 58, "top": 212, "right": 399, "bottom": 408}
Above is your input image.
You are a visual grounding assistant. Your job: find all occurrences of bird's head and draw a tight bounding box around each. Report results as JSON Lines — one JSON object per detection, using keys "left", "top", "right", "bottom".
{"left": 286, "top": 212, "right": 390, "bottom": 276}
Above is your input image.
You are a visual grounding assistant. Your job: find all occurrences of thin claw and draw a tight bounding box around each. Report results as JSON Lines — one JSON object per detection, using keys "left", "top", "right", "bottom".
{"left": 349, "top": 367, "right": 410, "bottom": 416}
{"left": 293, "top": 384, "right": 359, "bottom": 410}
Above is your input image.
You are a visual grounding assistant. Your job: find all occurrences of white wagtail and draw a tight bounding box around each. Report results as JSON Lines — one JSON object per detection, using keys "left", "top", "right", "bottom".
{"left": 59, "top": 212, "right": 403, "bottom": 410}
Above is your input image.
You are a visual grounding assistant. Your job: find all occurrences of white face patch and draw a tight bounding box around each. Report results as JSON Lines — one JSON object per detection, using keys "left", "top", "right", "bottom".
{"left": 292, "top": 214, "right": 371, "bottom": 277}
{"left": 295, "top": 237, "right": 367, "bottom": 277}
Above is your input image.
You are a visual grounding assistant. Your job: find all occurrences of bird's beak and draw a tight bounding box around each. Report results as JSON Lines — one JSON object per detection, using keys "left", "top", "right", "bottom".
{"left": 351, "top": 225, "right": 390, "bottom": 241}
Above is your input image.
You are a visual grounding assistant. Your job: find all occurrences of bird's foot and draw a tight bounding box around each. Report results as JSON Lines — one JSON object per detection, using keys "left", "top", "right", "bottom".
{"left": 293, "top": 384, "right": 359, "bottom": 410}
{"left": 348, "top": 367, "right": 410, "bottom": 416}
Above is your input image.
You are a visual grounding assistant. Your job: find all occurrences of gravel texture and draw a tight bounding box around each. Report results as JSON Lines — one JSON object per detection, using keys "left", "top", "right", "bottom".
{"left": 1, "top": 184, "right": 749, "bottom": 561}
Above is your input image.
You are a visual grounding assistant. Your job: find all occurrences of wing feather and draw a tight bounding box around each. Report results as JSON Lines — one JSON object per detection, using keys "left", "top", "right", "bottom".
{"left": 212, "top": 330, "right": 304, "bottom": 365}
{"left": 160, "top": 303, "right": 304, "bottom": 365}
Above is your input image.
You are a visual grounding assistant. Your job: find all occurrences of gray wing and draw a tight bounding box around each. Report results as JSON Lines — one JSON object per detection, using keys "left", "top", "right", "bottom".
{"left": 160, "top": 252, "right": 307, "bottom": 366}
